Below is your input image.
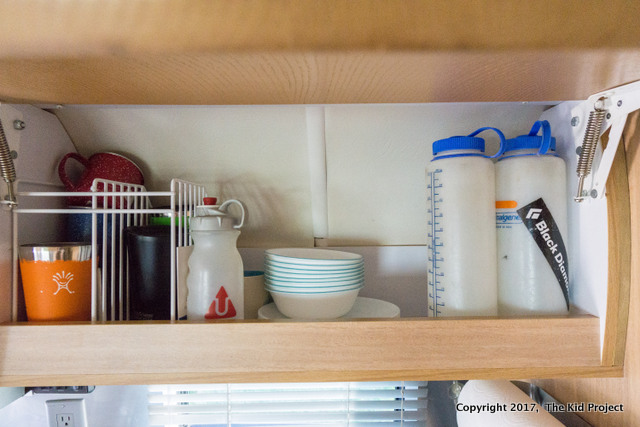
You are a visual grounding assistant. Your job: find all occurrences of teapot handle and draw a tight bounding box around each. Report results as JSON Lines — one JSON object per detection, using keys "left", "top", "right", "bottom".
{"left": 219, "top": 199, "right": 245, "bottom": 229}
{"left": 58, "top": 152, "right": 90, "bottom": 191}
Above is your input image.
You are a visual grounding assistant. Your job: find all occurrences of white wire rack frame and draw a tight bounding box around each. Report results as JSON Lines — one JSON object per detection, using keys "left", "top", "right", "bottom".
{"left": 11, "top": 178, "right": 206, "bottom": 322}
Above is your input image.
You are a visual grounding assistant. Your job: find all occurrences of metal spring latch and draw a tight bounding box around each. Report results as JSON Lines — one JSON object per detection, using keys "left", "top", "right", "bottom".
{"left": 0, "top": 117, "right": 17, "bottom": 207}
{"left": 575, "top": 98, "right": 606, "bottom": 202}
{"left": 571, "top": 80, "right": 640, "bottom": 202}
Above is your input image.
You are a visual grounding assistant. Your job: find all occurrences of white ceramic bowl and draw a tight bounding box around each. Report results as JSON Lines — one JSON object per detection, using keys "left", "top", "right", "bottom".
{"left": 265, "top": 258, "right": 363, "bottom": 272}
{"left": 265, "top": 248, "right": 363, "bottom": 265}
{"left": 268, "top": 288, "right": 361, "bottom": 319}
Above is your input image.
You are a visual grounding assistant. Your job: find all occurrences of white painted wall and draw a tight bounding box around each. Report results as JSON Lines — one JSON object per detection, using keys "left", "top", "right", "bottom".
{"left": 324, "top": 103, "right": 550, "bottom": 245}
{"left": 0, "top": 386, "right": 148, "bottom": 426}
{"left": 52, "top": 105, "right": 315, "bottom": 248}
{"left": 52, "top": 103, "right": 550, "bottom": 247}
{"left": 0, "top": 387, "right": 23, "bottom": 410}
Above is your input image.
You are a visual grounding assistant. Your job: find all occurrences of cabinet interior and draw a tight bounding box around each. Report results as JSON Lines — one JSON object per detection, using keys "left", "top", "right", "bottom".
{"left": 0, "top": 99, "right": 630, "bottom": 386}
{"left": 0, "top": 1, "right": 636, "bottom": 387}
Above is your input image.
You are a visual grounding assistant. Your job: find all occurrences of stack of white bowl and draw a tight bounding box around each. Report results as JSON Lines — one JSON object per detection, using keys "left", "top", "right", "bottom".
{"left": 264, "top": 248, "right": 364, "bottom": 319}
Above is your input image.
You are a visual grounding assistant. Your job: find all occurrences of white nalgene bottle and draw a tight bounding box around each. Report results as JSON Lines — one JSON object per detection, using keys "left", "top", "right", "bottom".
{"left": 426, "top": 128, "right": 504, "bottom": 317}
{"left": 187, "top": 199, "right": 246, "bottom": 320}
{"left": 496, "top": 120, "right": 569, "bottom": 315}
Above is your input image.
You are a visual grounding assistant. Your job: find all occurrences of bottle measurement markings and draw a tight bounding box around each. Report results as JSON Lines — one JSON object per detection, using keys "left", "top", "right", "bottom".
{"left": 427, "top": 169, "right": 445, "bottom": 317}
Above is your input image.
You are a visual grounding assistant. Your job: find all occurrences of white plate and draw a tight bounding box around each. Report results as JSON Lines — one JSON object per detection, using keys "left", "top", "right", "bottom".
{"left": 265, "top": 258, "right": 363, "bottom": 272}
{"left": 266, "top": 283, "right": 364, "bottom": 293}
{"left": 264, "top": 264, "right": 364, "bottom": 279}
{"left": 266, "top": 248, "right": 363, "bottom": 265}
{"left": 258, "top": 297, "right": 400, "bottom": 319}
{"left": 265, "top": 275, "right": 364, "bottom": 285}
{"left": 265, "top": 274, "right": 364, "bottom": 285}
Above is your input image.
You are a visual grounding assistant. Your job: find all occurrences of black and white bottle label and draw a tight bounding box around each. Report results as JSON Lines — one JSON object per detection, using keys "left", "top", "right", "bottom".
{"left": 517, "top": 198, "right": 570, "bottom": 310}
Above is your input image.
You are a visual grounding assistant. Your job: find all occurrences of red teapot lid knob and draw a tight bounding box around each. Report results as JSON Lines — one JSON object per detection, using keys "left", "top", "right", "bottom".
{"left": 203, "top": 197, "right": 217, "bottom": 206}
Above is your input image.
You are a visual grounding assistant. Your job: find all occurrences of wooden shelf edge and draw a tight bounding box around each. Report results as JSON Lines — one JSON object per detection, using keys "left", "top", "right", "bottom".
{"left": 601, "top": 114, "right": 635, "bottom": 366}
{"left": 0, "top": 366, "right": 623, "bottom": 388}
{"left": 2, "top": 50, "right": 640, "bottom": 105}
{"left": 0, "top": 316, "right": 603, "bottom": 386}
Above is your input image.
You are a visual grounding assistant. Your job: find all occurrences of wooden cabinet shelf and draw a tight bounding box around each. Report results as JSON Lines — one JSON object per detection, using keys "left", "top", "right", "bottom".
{"left": 0, "top": 315, "right": 615, "bottom": 387}
{"left": 0, "top": 2, "right": 637, "bottom": 390}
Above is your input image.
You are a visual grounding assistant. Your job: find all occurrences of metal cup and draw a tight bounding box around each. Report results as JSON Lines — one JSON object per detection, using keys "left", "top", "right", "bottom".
{"left": 19, "top": 243, "right": 92, "bottom": 321}
{"left": 124, "top": 226, "right": 175, "bottom": 320}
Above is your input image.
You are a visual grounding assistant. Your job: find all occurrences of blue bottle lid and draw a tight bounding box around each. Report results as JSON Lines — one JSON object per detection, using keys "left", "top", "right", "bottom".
{"left": 500, "top": 120, "right": 556, "bottom": 158}
{"left": 503, "top": 134, "right": 557, "bottom": 152}
{"left": 432, "top": 136, "right": 485, "bottom": 156}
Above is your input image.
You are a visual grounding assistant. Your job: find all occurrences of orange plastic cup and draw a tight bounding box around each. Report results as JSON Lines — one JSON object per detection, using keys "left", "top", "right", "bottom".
{"left": 19, "top": 243, "right": 92, "bottom": 321}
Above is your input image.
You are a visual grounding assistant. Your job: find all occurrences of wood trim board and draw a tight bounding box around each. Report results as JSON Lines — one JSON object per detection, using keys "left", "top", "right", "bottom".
{"left": 601, "top": 128, "right": 632, "bottom": 366}
{"left": 1, "top": 51, "right": 640, "bottom": 105}
{"left": 0, "top": 315, "right": 602, "bottom": 386}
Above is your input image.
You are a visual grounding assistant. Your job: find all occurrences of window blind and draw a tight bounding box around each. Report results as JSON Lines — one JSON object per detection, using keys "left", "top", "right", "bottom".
{"left": 148, "top": 381, "right": 429, "bottom": 426}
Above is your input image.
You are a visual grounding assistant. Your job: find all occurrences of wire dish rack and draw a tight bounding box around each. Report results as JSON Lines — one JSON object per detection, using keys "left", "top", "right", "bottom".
{"left": 11, "top": 178, "right": 206, "bottom": 322}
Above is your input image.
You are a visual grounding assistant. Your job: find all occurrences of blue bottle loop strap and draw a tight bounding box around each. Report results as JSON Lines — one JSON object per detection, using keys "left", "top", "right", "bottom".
{"left": 467, "top": 126, "right": 506, "bottom": 158}
{"left": 528, "top": 120, "right": 552, "bottom": 155}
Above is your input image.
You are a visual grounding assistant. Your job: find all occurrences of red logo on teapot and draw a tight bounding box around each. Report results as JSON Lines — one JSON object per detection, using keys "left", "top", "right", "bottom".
{"left": 205, "top": 287, "right": 237, "bottom": 319}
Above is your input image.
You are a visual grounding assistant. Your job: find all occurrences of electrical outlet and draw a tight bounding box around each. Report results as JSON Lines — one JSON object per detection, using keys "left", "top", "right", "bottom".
{"left": 46, "top": 399, "right": 87, "bottom": 427}
{"left": 56, "top": 413, "right": 74, "bottom": 427}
